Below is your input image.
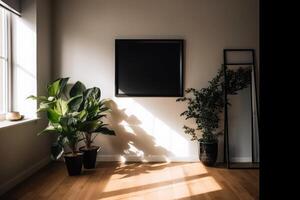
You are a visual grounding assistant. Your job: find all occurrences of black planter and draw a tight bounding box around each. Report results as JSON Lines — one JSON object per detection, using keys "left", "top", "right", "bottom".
{"left": 79, "top": 146, "right": 100, "bottom": 169}
{"left": 64, "top": 153, "right": 83, "bottom": 176}
{"left": 199, "top": 141, "right": 218, "bottom": 166}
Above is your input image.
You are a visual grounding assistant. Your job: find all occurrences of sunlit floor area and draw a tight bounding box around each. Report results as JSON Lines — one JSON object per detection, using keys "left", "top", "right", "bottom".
{"left": 2, "top": 162, "right": 258, "bottom": 200}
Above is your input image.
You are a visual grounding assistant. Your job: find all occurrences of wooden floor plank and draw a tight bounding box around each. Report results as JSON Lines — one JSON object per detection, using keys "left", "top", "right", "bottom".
{"left": 1, "top": 162, "right": 259, "bottom": 200}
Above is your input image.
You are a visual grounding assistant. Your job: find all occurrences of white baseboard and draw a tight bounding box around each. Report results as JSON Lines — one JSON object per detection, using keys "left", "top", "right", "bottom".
{"left": 97, "top": 155, "right": 199, "bottom": 162}
{"left": 0, "top": 156, "right": 51, "bottom": 196}
{"left": 230, "top": 157, "right": 252, "bottom": 162}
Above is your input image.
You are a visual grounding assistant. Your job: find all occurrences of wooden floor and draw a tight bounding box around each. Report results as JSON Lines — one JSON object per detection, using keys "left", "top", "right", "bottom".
{"left": 1, "top": 162, "right": 259, "bottom": 200}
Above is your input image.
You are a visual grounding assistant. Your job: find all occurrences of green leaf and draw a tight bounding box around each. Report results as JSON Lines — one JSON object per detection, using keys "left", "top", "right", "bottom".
{"left": 27, "top": 95, "right": 37, "bottom": 100}
{"left": 47, "top": 109, "right": 61, "bottom": 123}
{"left": 27, "top": 95, "right": 48, "bottom": 101}
{"left": 60, "top": 116, "right": 78, "bottom": 133}
{"left": 70, "top": 81, "right": 86, "bottom": 97}
{"left": 78, "top": 110, "right": 87, "bottom": 120}
{"left": 91, "top": 114, "right": 106, "bottom": 120}
{"left": 37, "top": 101, "right": 56, "bottom": 112}
{"left": 54, "top": 99, "right": 68, "bottom": 115}
{"left": 99, "top": 107, "right": 110, "bottom": 113}
{"left": 95, "top": 127, "right": 116, "bottom": 135}
{"left": 52, "top": 123, "right": 63, "bottom": 132}
{"left": 37, "top": 103, "right": 50, "bottom": 112}
{"left": 84, "top": 87, "right": 101, "bottom": 100}
{"left": 37, "top": 125, "right": 57, "bottom": 136}
{"left": 59, "top": 78, "right": 69, "bottom": 96}
{"left": 68, "top": 95, "right": 83, "bottom": 111}
{"left": 51, "top": 142, "right": 64, "bottom": 160}
{"left": 48, "top": 79, "right": 61, "bottom": 97}
{"left": 78, "top": 120, "right": 102, "bottom": 133}
{"left": 47, "top": 78, "right": 69, "bottom": 97}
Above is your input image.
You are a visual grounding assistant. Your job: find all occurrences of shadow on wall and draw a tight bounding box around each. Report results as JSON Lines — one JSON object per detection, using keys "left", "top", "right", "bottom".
{"left": 105, "top": 100, "right": 174, "bottom": 161}
{"left": 132, "top": 98, "right": 224, "bottom": 162}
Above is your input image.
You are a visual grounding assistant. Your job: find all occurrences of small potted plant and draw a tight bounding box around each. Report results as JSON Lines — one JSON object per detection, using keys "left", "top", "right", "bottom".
{"left": 29, "top": 78, "right": 86, "bottom": 175}
{"left": 71, "top": 82, "right": 115, "bottom": 169}
{"left": 177, "top": 66, "right": 251, "bottom": 166}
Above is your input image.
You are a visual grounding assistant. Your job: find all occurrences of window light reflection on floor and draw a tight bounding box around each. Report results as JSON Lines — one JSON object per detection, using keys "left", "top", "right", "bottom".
{"left": 99, "top": 163, "right": 221, "bottom": 200}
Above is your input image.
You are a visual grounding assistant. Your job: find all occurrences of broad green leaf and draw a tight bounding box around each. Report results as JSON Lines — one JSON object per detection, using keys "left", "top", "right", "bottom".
{"left": 37, "top": 103, "right": 50, "bottom": 112}
{"left": 47, "top": 78, "right": 69, "bottom": 97}
{"left": 52, "top": 122, "right": 63, "bottom": 132}
{"left": 99, "top": 107, "right": 110, "bottom": 113}
{"left": 91, "top": 114, "right": 106, "bottom": 120}
{"left": 51, "top": 142, "right": 64, "bottom": 160}
{"left": 59, "top": 78, "right": 69, "bottom": 96}
{"left": 69, "top": 111, "right": 86, "bottom": 122}
{"left": 70, "top": 81, "right": 86, "bottom": 97}
{"left": 27, "top": 95, "right": 48, "bottom": 101}
{"left": 27, "top": 95, "right": 37, "bottom": 100}
{"left": 48, "top": 96, "right": 55, "bottom": 101}
{"left": 59, "top": 117, "right": 70, "bottom": 133}
{"left": 78, "top": 120, "right": 102, "bottom": 133}
{"left": 37, "top": 101, "right": 56, "bottom": 112}
{"left": 95, "top": 127, "right": 116, "bottom": 135}
{"left": 54, "top": 99, "right": 68, "bottom": 115}
{"left": 37, "top": 125, "right": 57, "bottom": 136}
{"left": 67, "top": 117, "right": 77, "bottom": 126}
{"left": 61, "top": 117, "right": 78, "bottom": 137}
{"left": 84, "top": 87, "right": 101, "bottom": 100}
{"left": 78, "top": 110, "right": 87, "bottom": 120}
{"left": 47, "top": 109, "right": 61, "bottom": 123}
{"left": 48, "top": 79, "right": 61, "bottom": 97}
{"left": 68, "top": 95, "right": 83, "bottom": 111}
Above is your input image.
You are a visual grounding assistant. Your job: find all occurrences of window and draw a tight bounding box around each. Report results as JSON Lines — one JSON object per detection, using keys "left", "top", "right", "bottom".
{"left": 0, "top": 7, "right": 10, "bottom": 118}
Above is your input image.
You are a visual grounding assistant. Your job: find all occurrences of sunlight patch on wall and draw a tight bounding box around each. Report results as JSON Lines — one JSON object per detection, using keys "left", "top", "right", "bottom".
{"left": 125, "top": 141, "right": 144, "bottom": 157}
{"left": 119, "top": 120, "right": 136, "bottom": 135}
{"left": 114, "top": 97, "right": 189, "bottom": 158}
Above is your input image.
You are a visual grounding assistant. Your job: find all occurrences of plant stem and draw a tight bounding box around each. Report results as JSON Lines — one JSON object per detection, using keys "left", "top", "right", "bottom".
{"left": 85, "top": 132, "right": 92, "bottom": 149}
{"left": 69, "top": 141, "right": 77, "bottom": 156}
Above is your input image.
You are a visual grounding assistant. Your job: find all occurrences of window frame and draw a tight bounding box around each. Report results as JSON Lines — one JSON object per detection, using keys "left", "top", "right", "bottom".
{"left": 0, "top": 8, "right": 11, "bottom": 120}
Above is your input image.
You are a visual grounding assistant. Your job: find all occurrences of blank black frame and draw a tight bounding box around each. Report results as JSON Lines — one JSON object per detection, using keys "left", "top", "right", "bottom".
{"left": 115, "top": 39, "right": 184, "bottom": 97}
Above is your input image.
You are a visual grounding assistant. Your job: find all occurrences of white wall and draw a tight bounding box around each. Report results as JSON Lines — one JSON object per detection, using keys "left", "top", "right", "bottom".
{"left": 53, "top": 0, "right": 259, "bottom": 162}
{"left": 0, "top": 0, "right": 52, "bottom": 195}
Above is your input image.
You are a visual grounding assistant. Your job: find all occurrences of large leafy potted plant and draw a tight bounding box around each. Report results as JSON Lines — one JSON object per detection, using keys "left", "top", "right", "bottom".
{"left": 29, "top": 78, "right": 86, "bottom": 175}
{"left": 71, "top": 82, "right": 115, "bottom": 169}
{"left": 177, "top": 66, "right": 251, "bottom": 166}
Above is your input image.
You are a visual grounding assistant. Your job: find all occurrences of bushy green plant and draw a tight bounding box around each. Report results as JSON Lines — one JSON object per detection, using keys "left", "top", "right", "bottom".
{"left": 28, "top": 78, "right": 115, "bottom": 159}
{"left": 73, "top": 82, "right": 116, "bottom": 150}
{"left": 176, "top": 66, "right": 251, "bottom": 143}
{"left": 29, "top": 78, "right": 86, "bottom": 158}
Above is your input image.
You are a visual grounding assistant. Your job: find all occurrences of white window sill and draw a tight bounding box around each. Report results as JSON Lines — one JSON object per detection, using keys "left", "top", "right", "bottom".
{"left": 0, "top": 117, "right": 40, "bottom": 129}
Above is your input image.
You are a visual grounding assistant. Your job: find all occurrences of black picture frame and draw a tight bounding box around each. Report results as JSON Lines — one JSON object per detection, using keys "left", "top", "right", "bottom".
{"left": 115, "top": 39, "right": 184, "bottom": 97}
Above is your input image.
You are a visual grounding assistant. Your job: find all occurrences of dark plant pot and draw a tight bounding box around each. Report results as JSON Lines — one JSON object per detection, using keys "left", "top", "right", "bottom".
{"left": 79, "top": 146, "right": 100, "bottom": 169}
{"left": 199, "top": 141, "right": 218, "bottom": 166}
{"left": 64, "top": 152, "right": 83, "bottom": 176}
